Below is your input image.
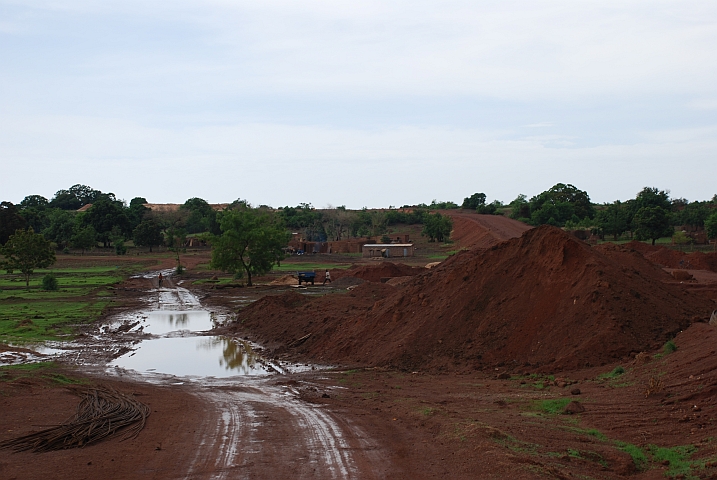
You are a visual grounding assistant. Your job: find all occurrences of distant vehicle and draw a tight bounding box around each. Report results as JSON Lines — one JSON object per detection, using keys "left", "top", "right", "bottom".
{"left": 297, "top": 271, "right": 315, "bottom": 285}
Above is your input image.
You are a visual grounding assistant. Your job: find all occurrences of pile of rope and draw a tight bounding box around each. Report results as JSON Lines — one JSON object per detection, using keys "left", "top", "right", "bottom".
{"left": 0, "top": 386, "right": 150, "bottom": 452}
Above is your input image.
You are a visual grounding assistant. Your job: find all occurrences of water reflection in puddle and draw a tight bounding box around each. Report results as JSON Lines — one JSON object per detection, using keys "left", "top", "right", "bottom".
{"left": 110, "top": 336, "right": 270, "bottom": 377}
{"left": 141, "top": 310, "right": 217, "bottom": 335}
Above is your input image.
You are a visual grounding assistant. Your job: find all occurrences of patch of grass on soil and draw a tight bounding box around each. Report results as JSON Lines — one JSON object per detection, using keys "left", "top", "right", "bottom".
{"left": 597, "top": 365, "right": 626, "bottom": 380}
{"left": 648, "top": 444, "right": 697, "bottom": 477}
{"left": 534, "top": 398, "right": 572, "bottom": 415}
{"left": 0, "top": 264, "right": 140, "bottom": 342}
{"left": 0, "top": 362, "right": 87, "bottom": 386}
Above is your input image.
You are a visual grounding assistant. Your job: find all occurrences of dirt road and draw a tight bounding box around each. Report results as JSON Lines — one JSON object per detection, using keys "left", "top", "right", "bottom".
{"left": 444, "top": 210, "right": 531, "bottom": 249}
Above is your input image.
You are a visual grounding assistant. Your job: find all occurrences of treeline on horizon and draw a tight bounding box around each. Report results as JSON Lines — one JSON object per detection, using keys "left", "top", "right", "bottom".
{"left": 1, "top": 183, "right": 717, "bottom": 252}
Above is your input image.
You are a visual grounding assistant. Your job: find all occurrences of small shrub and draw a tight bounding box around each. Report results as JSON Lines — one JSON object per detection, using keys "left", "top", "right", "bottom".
{"left": 663, "top": 340, "right": 678, "bottom": 354}
{"left": 114, "top": 239, "right": 127, "bottom": 255}
{"left": 42, "top": 274, "right": 59, "bottom": 291}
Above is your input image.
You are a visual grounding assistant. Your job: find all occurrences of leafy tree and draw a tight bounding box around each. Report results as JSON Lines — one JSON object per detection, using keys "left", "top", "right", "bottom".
{"left": 462, "top": 193, "right": 487, "bottom": 210}
{"left": 633, "top": 206, "right": 673, "bottom": 245}
{"left": 595, "top": 201, "right": 629, "bottom": 240}
{"left": 0, "top": 228, "right": 56, "bottom": 288}
{"left": 0, "top": 202, "right": 27, "bottom": 245}
{"left": 674, "top": 201, "right": 709, "bottom": 228}
{"left": 634, "top": 187, "right": 671, "bottom": 211}
{"left": 70, "top": 225, "right": 97, "bottom": 255}
{"left": 128, "top": 197, "right": 150, "bottom": 230}
{"left": 82, "top": 197, "right": 130, "bottom": 247}
{"left": 133, "top": 219, "right": 164, "bottom": 252}
{"left": 49, "top": 184, "right": 106, "bottom": 210}
{"left": 43, "top": 209, "right": 76, "bottom": 248}
{"left": 210, "top": 206, "right": 290, "bottom": 286}
{"left": 19, "top": 195, "right": 49, "bottom": 209}
{"left": 706, "top": 211, "right": 717, "bottom": 251}
{"left": 278, "top": 204, "right": 324, "bottom": 240}
{"left": 181, "top": 197, "right": 219, "bottom": 234}
{"left": 527, "top": 183, "right": 594, "bottom": 227}
{"left": 429, "top": 199, "right": 459, "bottom": 210}
{"left": 422, "top": 212, "right": 453, "bottom": 242}
{"left": 17, "top": 196, "right": 51, "bottom": 233}
{"left": 509, "top": 194, "right": 530, "bottom": 221}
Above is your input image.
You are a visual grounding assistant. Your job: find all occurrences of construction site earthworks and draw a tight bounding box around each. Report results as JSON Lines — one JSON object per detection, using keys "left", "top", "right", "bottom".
{"left": 2, "top": 211, "right": 717, "bottom": 479}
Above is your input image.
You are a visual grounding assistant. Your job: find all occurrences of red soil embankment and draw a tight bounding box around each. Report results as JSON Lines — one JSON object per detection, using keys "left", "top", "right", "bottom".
{"left": 230, "top": 227, "right": 715, "bottom": 373}
{"left": 445, "top": 211, "right": 531, "bottom": 249}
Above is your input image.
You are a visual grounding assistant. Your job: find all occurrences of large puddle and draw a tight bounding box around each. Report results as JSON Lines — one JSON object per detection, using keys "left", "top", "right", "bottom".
{"left": 110, "top": 335, "right": 271, "bottom": 377}
{"left": 108, "top": 287, "right": 278, "bottom": 378}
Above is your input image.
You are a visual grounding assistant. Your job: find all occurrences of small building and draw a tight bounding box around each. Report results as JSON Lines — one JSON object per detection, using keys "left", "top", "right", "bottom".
{"left": 362, "top": 244, "right": 414, "bottom": 258}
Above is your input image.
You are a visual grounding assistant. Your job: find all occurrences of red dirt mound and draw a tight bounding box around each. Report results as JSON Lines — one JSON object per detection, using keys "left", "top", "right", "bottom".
{"left": 231, "top": 226, "right": 715, "bottom": 373}
{"left": 331, "top": 262, "right": 425, "bottom": 283}
{"left": 624, "top": 241, "right": 717, "bottom": 272}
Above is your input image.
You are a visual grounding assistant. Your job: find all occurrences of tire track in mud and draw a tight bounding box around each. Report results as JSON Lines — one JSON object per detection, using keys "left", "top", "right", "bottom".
{"left": 184, "top": 383, "right": 386, "bottom": 480}
{"left": 146, "top": 283, "right": 387, "bottom": 479}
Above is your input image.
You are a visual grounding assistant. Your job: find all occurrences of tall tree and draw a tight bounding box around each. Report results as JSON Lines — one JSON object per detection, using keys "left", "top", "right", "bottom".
{"left": 0, "top": 202, "right": 26, "bottom": 245}
{"left": 633, "top": 206, "right": 673, "bottom": 245}
{"left": 0, "top": 228, "right": 56, "bottom": 288}
{"left": 82, "top": 197, "right": 130, "bottom": 247}
{"left": 210, "top": 205, "right": 290, "bottom": 286}
{"left": 133, "top": 219, "right": 164, "bottom": 252}
{"left": 70, "top": 225, "right": 97, "bottom": 255}
{"left": 595, "top": 201, "right": 629, "bottom": 240}
{"left": 422, "top": 212, "right": 453, "bottom": 242}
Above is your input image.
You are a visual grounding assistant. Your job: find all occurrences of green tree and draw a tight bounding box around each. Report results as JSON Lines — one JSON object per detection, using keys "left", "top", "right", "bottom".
{"left": 82, "top": 197, "right": 131, "bottom": 247}
{"left": 133, "top": 219, "right": 164, "bottom": 252}
{"left": 422, "top": 212, "right": 453, "bottom": 242}
{"left": 42, "top": 209, "right": 76, "bottom": 248}
{"left": 0, "top": 202, "right": 27, "bottom": 245}
{"left": 462, "top": 193, "right": 487, "bottom": 210}
{"left": 633, "top": 206, "right": 673, "bottom": 245}
{"left": 634, "top": 187, "right": 671, "bottom": 210}
{"left": 128, "top": 197, "right": 150, "bottom": 230}
{"left": 0, "top": 228, "right": 56, "bottom": 288}
{"left": 210, "top": 206, "right": 290, "bottom": 286}
{"left": 595, "top": 201, "right": 629, "bottom": 240}
{"left": 70, "top": 225, "right": 97, "bottom": 255}
{"left": 705, "top": 211, "right": 717, "bottom": 251}
{"left": 509, "top": 194, "right": 530, "bottom": 221}
{"left": 527, "top": 183, "right": 595, "bottom": 227}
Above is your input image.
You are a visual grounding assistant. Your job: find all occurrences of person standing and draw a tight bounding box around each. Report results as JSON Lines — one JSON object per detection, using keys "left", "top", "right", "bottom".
{"left": 158, "top": 272, "right": 163, "bottom": 288}
{"left": 323, "top": 269, "right": 331, "bottom": 285}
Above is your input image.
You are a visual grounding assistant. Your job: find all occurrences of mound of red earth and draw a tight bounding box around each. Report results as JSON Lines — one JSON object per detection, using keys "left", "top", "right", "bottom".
{"left": 230, "top": 226, "right": 715, "bottom": 373}
{"left": 331, "top": 262, "right": 426, "bottom": 283}
{"left": 624, "top": 241, "right": 717, "bottom": 272}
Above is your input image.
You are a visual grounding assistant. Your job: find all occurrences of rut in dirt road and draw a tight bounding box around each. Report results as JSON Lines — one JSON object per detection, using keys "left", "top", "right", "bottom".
{"left": 184, "top": 385, "right": 386, "bottom": 480}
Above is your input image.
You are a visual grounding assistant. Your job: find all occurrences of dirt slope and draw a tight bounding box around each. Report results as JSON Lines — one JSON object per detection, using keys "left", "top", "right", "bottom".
{"left": 445, "top": 211, "right": 532, "bottom": 249}
{"left": 230, "top": 226, "right": 715, "bottom": 373}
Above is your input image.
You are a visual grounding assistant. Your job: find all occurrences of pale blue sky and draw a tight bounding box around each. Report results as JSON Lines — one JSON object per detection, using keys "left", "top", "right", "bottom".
{"left": 1, "top": 1, "right": 716, "bottom": 207}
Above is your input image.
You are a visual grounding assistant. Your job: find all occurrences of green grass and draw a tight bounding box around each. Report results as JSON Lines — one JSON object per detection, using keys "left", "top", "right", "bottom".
{"left": 649, "top": 445, "right": 697, "bottom": 477}
{"left": 663, "top": 340, "right": 678, "bottom": 354}
{"left": 0, "top": 264, "right": 139, "bottom": 342}
{"left": 0, "top": 362, "right": 87, "bottom": 385}
{"left": 597, "top": 365, "right": 626, "bottom": 380}
{"left": 616, "top": 442, "right": 648, "bottom": 471}
{"left": 533, "top": 398, "right": 572, "bottom": 415}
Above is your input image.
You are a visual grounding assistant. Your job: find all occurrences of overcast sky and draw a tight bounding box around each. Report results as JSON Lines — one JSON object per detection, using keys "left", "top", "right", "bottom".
{"left": 1, "top": 1, "right": 716, "bottom": 208}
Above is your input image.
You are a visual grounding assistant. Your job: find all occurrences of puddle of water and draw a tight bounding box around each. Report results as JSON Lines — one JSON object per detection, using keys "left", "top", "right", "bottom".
{"left": 110, "top": 336, "right": 270, "bottom": 378}
{"left": 140, "top": 310, "right": 217, "bottom": 335}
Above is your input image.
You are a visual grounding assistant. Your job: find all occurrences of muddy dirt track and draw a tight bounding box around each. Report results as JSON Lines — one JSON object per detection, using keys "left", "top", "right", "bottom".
{"left": 3, "top": 217, "right": 717, "bottom": 479}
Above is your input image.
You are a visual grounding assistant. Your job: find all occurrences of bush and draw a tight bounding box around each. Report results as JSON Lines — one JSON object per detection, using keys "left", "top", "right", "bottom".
{"left": 663, "top": 340, "right": 677, "bottom": 354}
{"left": 114, "top": 239, "right": 127, "bottom": 255}
{"left": 42, "top": 274, "right": 59, "bottom": 291}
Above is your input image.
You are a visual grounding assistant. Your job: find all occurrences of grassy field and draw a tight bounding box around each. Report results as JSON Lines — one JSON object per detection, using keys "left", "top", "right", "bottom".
{"left": 0, "top": 263, "right": 144, "bottom": 343}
